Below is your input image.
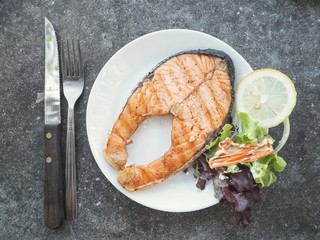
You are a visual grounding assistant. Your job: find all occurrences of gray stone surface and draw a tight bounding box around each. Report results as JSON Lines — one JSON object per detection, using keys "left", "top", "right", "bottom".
{"left": 1, "top": 0, "right": 319, "bottom": 239}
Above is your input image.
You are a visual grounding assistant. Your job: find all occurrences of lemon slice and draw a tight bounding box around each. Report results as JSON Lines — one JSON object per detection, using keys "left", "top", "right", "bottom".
{"left": 235, "top": 68, "right": 297, "bottom": 128}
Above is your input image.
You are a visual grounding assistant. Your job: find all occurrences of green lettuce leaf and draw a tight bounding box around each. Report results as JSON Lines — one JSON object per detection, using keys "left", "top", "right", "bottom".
{"left": 205, "top": 124, "right": 233, "bottom": 150}
{"left": 205, "top": 124, "right": 233, "bottom": 159}
{"left": 234, "top": 112, "right": 268, "bottom": 143}
{"left": 224, "top": 164, "right": 241, "bottom": 173}
{"left": 249, "top": 161, "right": 277, "bottom": 187}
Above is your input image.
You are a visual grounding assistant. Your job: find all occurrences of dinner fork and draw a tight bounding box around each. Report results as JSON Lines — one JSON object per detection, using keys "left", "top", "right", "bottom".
{"left": 61, "top": 39, "right": 84, "bottom": 219}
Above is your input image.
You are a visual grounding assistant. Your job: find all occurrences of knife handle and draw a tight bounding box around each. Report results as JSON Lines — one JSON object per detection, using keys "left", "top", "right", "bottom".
{"left": 44, "top": 123, "right": 64, "bottom": 229}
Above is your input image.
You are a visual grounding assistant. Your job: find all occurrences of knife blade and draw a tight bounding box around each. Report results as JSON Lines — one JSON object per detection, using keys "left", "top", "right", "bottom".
{"left": 44, "top": 17, "right": 64, "bottom": 229}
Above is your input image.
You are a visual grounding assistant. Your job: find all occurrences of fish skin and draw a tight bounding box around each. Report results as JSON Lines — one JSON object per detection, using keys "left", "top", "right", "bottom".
{"left": 104, "top": 49, "right": 234, "bottom": 191}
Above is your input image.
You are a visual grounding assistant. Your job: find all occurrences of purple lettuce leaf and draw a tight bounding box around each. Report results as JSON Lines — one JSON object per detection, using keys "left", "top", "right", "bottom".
{"left": 223, "top": 187, "right": 249, "bottom": 212}
{"left": 227, "top": 166, "right": 262, "bottom": 203}
{"left": 193, "top": 155, "right": 218, "bottom": 190}
{"left": 191, "top": 156, "right": 261, "bottom": 227}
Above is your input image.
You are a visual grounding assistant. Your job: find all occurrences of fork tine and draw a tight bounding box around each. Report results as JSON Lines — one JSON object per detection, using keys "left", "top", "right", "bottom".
{"left": 66, "top": 39, "right": 71, "bottom": 76}
{"left": 71, "top": 39, "right": 77, "bottom": 77}
{"left": 60, "top": 40, "right": 65, "bottom": 77}
{"left": 61, "top": 39, "right": 83, "bottom": 78}
{"left": 61, "top": 40, "right": 67, "bottom": 77}
{"left": 77, "top": 40, "right": 84, "bottom": 77}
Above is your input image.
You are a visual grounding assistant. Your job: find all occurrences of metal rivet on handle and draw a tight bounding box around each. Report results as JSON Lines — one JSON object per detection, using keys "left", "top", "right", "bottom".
{"left": 46, "top": 132, "right": 52, "bottom": 139}
{"left": 46, "top": 157, "right": 52, "bottom": 163}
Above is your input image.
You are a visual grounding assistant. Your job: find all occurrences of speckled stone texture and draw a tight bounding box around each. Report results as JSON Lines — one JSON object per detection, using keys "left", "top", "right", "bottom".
{"left": 1, "top": 0, "right": 319, "bottom": 239}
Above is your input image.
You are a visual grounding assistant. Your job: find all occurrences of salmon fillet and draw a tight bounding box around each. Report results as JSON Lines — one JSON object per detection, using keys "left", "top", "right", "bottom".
{"left": 104, "top": 49, "right": 234, "bottom": 191}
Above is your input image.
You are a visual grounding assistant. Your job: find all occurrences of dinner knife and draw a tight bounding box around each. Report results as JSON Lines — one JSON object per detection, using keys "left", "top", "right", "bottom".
{"left": 44, "top": 17, "right": 64, "bottom": 229}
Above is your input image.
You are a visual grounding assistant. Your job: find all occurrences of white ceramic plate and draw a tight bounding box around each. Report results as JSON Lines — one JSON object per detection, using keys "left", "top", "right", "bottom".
{"left": 86, "top": 29, "right": 252, "bottom": 212}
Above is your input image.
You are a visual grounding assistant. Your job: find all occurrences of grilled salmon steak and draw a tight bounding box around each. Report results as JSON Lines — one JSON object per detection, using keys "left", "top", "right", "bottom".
{"left": 104, "top": 49, "right": 234, "bottom": 191}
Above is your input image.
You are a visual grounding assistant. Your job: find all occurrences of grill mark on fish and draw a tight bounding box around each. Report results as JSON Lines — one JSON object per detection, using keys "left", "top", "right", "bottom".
{"left": 180, "top": 55, "right": 203, "bottom": 87}
{"left": 151, "top": 81, "right": 164, "bottom": 114}
{"left": 208, "top": 81, "right": 225, "bottom": 123}
{"left": 152, "top": 75, "right": 169, "bottom": 109}
{"left": 212, "top": 74, "right": 231, "bottom": 118}
{"left": 196, "top": 84, "right": 217, "bottom": 131}
{"left": 166, "top": 60, "right": 188, "bottom": 100}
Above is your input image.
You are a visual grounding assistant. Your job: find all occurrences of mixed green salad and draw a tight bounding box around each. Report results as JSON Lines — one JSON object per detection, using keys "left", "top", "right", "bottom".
{"left": 191, "top": 112, "right": 287, "bottom": 226}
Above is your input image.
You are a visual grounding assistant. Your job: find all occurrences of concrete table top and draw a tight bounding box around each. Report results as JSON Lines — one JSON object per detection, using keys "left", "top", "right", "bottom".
{"left": 1, "top": 0, "right": 319, "bottom": 239}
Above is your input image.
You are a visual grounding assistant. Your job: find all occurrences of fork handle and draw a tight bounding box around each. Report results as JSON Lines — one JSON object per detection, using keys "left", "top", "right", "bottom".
{"left": 44, "top": 123, "right": 64, "bottom": 229}
{"left": 65, "top": 106, "right": 79, "bottom": 219}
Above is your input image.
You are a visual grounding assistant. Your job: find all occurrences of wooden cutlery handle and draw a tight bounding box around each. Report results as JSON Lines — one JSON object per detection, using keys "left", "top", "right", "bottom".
{"left": 44, "top": 124, "right": 64, "bottom": 229}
